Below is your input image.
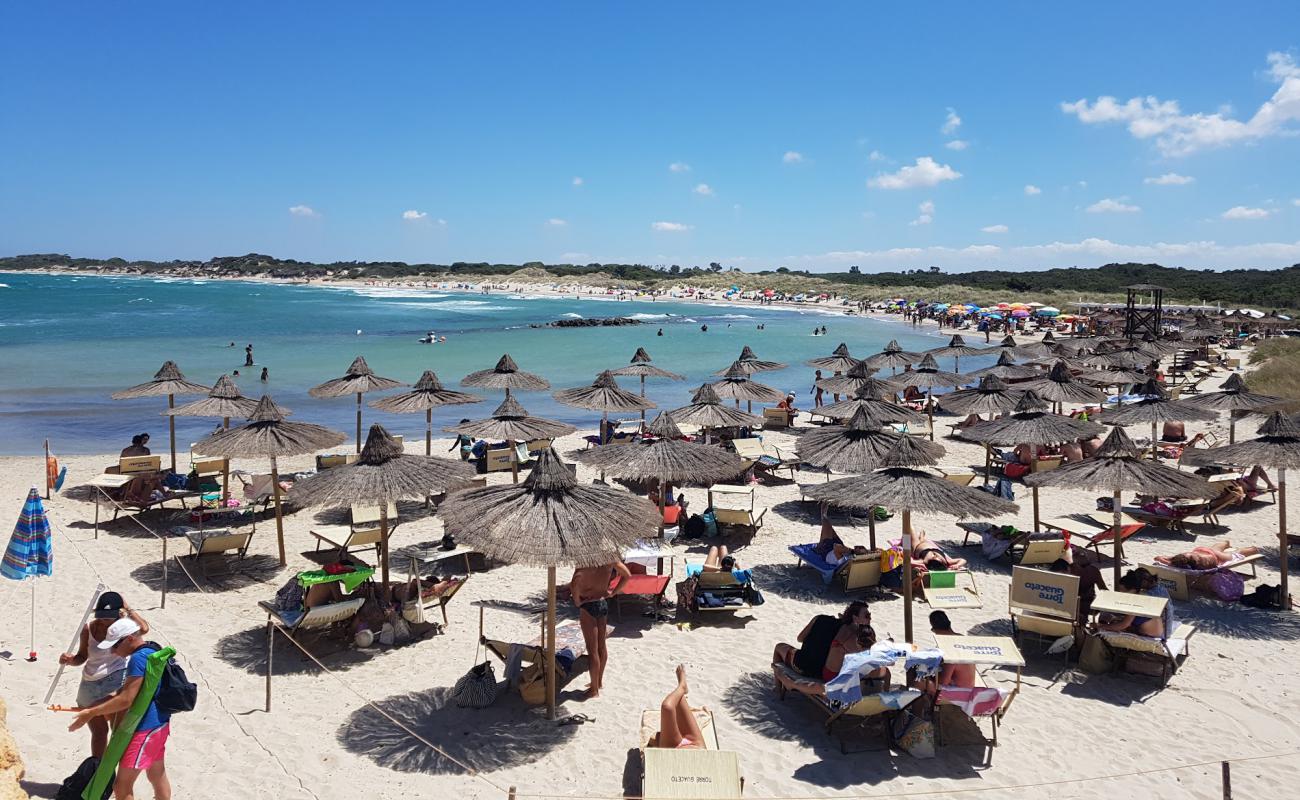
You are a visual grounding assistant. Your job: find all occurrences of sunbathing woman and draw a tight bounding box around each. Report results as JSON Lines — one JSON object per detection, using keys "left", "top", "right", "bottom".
{"left": 911, "top": 529, "right": 967, "bottom": 572}
{"left": 1095, "top": 573, "right": 1164, "bottom": 638}
{"left": 1155, "top": 539, "right": 1260, "bottom": 570}
{"left": 702, "top": 545, "right": 737, "bottom": 572}
{"left": 772, "top": 602, "right": 874, "bottom": 682}
{"left": 810, "top": 510, "right": 866, "bottom": 569}
{"left": 652, "top": 665, "right": 706, "bottom": 749}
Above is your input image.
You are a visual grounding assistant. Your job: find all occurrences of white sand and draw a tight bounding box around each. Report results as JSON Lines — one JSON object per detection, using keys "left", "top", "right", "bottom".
{"left": 2, "top": 365, "right": 1299, "bottom": 799}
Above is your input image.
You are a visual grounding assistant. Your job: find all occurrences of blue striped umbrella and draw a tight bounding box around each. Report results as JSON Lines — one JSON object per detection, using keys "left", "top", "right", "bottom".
{"left": 3, "top": 488, "right": 53, "bottom": 660}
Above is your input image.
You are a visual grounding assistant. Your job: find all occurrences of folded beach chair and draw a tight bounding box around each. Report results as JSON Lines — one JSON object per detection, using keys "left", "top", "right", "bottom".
{"left": 788, "top": 544, "right": 881, "bottom": 592}
{"left": 921, "top": 569, "right": 983, "bottom": 610}
{"left": 771, "top": 661, "right": 919, "bottom": 753}
{"left": 731, "top": 437, "right": 799, "bottom": 480}
{"left": 1142, "top": 554, "right": 1261, "bottom": 601}
{"left": 612, "top": 561, "right": 672, "bottom": 619}
{"left": 638, "top": 707, "right": 742, "bottom": 799}
{"left": 1008, "top": 566, "right": 1080, "bottom": 658}
{"left": 310, "top": 501, "right": 399, "bottom": 561}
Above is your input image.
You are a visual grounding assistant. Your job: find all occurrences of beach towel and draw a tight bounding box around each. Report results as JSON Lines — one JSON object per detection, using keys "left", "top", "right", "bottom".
{"left": 938, "top": 685, "right": 1005, "bottom": 717}
{"left": 788, "top": 543, "right": 837, "bottom": 584}
{"left": 825, "top": 644, "right": 944, "bottom": 704}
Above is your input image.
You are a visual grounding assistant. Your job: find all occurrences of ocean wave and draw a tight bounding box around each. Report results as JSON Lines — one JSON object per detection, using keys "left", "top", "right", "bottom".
{"left": 0, "top": 283, "right": 9, "bottom": 288}
{"left": 628, "top": 313, "right": 672, "bottom": 321}
{"left": 332, "top": 286, "right": 451, "bottom": 300}
{"left": 561, "top": 312, "right": 583, "bottom": 319}
{"left": 720, "top": 314, "right": 752, "bottom": 319}
{"left": 127, "top": 297, "right": 152, "bottom": 303}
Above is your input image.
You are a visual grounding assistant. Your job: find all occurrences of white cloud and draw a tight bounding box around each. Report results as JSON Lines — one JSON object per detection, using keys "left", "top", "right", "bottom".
{"left": 1087, "top": 197, "right": 1141, "bottom": 214}
{"left": 910, "top": 199, "right": 935, "bottom": 226}
{"left": 401, "top": 210, "right": 427, "bottom": 221}
{"left": 1144, "top": 172, "right": 1195, "bottom": 186}
{"left": 1024, "top": 184, "right": 1042, "bottom": 196}
{"left": 981, "top": 224, "right": 1009, "bottom": 234}
{"left": 1061, "top": 52, "right": 1300, "bottom": 155}
{"left": 868, "top": 150, "right": 888, "bottom": 162}
{"left": 1221, "top": 206, "right": 1273, "bottom": 220}
{"left": 435, "top": 218, "right": 447, "bottom": 226}
{"left": 669, "top": 162, "right": 691, "bottom": 173}
{"left": 782, "top": 151, "right": 805, "bottom": 164}
{"left": 945, "top": 140, "right": 969, "bottom": 151}
{"left": 559, "top": 252, "right": 590, "bottom": 262}
{"left": 868, "top": 157, "right": 962, "bottom": 190}
{"left": 572, "top": 176, "right": 584, "bottom": 186}
{"left": 693, "top": 183, "right": 714, "bottom": 196}
{"left": 942, "top": 107, "right": 962, "bottom": 135}
{"left": 288, "top": 205, "right": 318, "bottom": 218}
{"left": 1293, "top": 198, "right": 1300, "bottom": 207}
{"left": 651, "top": 221, "right": 693, "bottom": 232}
{"left": 545, "top": 218, "right": 568, "bottom": 227}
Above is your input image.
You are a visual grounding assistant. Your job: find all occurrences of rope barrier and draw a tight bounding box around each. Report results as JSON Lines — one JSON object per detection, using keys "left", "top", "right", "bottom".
{"left": 89, "top": 484, "right": 210, "bottom": 604}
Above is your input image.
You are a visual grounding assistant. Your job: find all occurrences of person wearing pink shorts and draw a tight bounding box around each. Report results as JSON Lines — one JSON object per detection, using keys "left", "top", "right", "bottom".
{"left": 122, "top": 723, "right": 169, "bottom": 771}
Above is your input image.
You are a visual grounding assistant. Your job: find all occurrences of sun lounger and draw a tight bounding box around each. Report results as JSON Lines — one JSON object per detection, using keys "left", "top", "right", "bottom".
{"left": 113, "top": 455, "right": 163, "bottom": 475}
{"left": 957, "top": 522, "right": 1066, "bottom": 566}
{"left": 788, "top": 544, "right": 881, "bottom": 592}
{"left": 639, "top": 707, "right": 742, "bottom": 799}
{"left": 731, "top": 437, "right": 798, "bottom": 480}
{"left": 310, "top": 502, "right": 399, "bottom": 561}
{"left": 771, "top": 661, "right": 919, "bottom": 753}
{"left": 1043, "top": 513, "right": 1146, "bottom": 556}
{"left": 1008, "top": 566, "right": 1080, "bottom": 657}
{"left": 707, "top": 484, "right": 767, "bottom": 535}
{"left": 315, "top": 454, "right": 359, "bottom": 471}
{"left": 480, "top": 618, "right": 610, "bottom": 687}
{"left": 932, "top": 635, "right": 1024, "bottom": 751}
{"left": 613, "top": 561, "right": 672, "bottom": 619}
{"left": 761, "top": 407, "right": 791, "bottom": 429}
{"left": 1141, "top": 554, "right": 1262, "bottom": 601}
{"left": 921, "top": 570, "right": 983, "bottom": 609}
{"left": 685, "top": 563, "right": 754, "bottom": 614}
{"left": 179, "top": 525, "right": 254, "bottom": 569}
{"left": 938, "top": 470, "right": 977, "bottom": 487}
{"left": 1095, "top": 623, "right": 1196, "bottom": 686}
{"left": 260, "top": 596, "right": 367, "bottom": 710}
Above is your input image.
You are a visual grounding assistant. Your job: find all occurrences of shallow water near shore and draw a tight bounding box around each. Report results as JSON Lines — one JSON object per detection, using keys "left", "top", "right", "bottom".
{"left": 0, "top": 272, "right": 974, "bottom": 454}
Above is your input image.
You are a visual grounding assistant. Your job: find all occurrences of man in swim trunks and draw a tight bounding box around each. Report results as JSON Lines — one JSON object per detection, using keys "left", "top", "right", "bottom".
{"left": 569, "top": 560, "right": 631, "bottom": 697}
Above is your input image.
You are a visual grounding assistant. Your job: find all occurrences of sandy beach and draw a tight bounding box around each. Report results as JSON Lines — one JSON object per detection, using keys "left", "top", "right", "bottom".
{"left": 3, "top": 363, "right": 1299, "bottom": 800}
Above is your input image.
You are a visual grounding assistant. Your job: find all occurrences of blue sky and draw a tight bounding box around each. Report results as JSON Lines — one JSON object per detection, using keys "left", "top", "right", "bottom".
{"left": 3, "top": 2, "right": 1299, "bottom": 272}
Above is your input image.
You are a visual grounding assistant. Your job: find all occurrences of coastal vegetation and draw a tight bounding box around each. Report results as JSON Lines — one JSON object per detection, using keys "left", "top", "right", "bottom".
{"left": 1247, "top": 337, "right": 1300, "bottom": 405}
{"left": 4, "top": 253, "right": 1300, "bottom": 311}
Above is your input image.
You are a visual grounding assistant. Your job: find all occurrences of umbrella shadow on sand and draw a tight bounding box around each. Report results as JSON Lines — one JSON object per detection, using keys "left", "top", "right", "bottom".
{"left": 213, "top": 624, "right": 377, "bottom": 677}
{"left": 130, "top": 553, "right": 286, "bottom": 594}
{"left": 722, "top": 671, "right": 982, "bottom": 787}
{"left": 336, "top": 685, "right": 578, "bottom": 775}
{"left": 745, "top": 561, "right": 895, "bottom": 607}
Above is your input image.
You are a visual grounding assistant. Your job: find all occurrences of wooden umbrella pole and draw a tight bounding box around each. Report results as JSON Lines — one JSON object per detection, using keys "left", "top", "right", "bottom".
{"left": 509, "top": 439, "right": 519, "bottom": 484}
{"left": 43, "top": 439, "right": 50, "bottom": 499}
{"left": 641, "top": 375, "right": 647, "bottom": 424}
{"left": 1151, "top": 421, "right": 1159, "bottom": 461}
{"left": 927, "top": 389, "right": 935, "bottom": 441}
{"left": 271, "top": 456, "right": 286, "bottom": 566}
{"left": 546, "top": 567, "right": 557, "bottom": 720}
{"left": 867, "top": 512, "right": 877, "bottom": 551}
{"left": 379, "top": 507, "right": 390, "bottom": 587}
{"left": 1111, "top": 488, "right": 1123, "bottom": 586}
{"left": 355, "top": 392, "right": 363, "bottom": 453}
{"left": 902, "top": 510, "right": 914, "bottom": 643}
{"left": 425, "top": 408, "right": 433, "bottom": 456}
{"left": 1279, "top": 468, "right": 1290, "bottom": 610}
{"left": 168, "top": 394, "right": 177, "bottom": 473}
{"left": 1229, "top": 416, "right": 1237, "bottom": 445}
{"left": 1032, "top": 486, "right": 1041, "bottom": 531}
{"left": 984, "top": 446, "right": 992, "bottom": 487}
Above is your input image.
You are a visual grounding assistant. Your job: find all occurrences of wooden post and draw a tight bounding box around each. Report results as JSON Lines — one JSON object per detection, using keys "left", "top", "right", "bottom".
{"left": 1112, "top": 488, "right": 1123, "bottom": 586}
{"left": 43, "top": 439, "right": 51, "bottom": 499}
{"left": 867, "top": 512, "right": 877, "bottom": 551}
{"left": 640, "top": 375, "right": 647, "bottom": 423}
{"left": 168, "top": 393, "right": 177, "bottom": 473}
{"left": 425, "top": 408, "right": 433, "bottom": 456}
{"left": 1221, "top": 760, "right": 1231, "bottom": 800}
{"left": 265, "top": 618, "right": 274, "bottom": 712}
{"left": 1032, "top": 486, "right": 1041, "bottom": 532}
{"left": 379, "top": 505, "right": 391, "bottom": 588}
{"left": 271, "top": 456, "right": 286, "bottom": 566}
{"left": 902, "top": 510, "right": 914, "bottom": 643}
{"left": 927, "top": 388, "right": 935, "bottom": 441}
{"left": 546, "top": 567, "right": 557, "bottom": 720}
{"left": 1279, "top": 468, "right": 1290, "bottom": 611}
{"left": 161, "top": 536, "right": 168, "bottom": 610}
{"left": 355, "top": 392, "right": 363, "bottom": 453}
{"left": 507, "top": 787, "right": 517, "bottom": 800}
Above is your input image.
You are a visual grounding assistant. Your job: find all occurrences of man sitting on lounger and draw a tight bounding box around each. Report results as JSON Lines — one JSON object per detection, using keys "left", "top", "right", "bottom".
{"left": 1155, "top": 539, "right": 1260, "bottom": 570}
{"left": 652, "top": 665, "right": 705, "bottom": 749}
{"left": 570, "top": 560, "right": 632, "bottom": 698}
{"left": 772, "top": 602, "right": 879, "bottom": 682}
{"left": 911, "top": 529, "right": 966, "bottom": 572}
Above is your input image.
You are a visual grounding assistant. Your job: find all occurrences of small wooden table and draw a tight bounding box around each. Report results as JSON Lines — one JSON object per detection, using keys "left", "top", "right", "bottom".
{"left": 90, "top": 474, "right": 133, "bottom": 538}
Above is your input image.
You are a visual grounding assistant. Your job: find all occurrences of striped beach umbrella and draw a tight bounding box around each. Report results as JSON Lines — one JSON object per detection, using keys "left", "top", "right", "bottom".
{"left": 3, "top": 488, "right": 54, "bottom": 661}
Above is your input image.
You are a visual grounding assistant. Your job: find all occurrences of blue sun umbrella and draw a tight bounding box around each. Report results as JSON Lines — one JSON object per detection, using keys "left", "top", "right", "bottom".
{"left": 3, "top": 488, "right": 54, "bottom": 661}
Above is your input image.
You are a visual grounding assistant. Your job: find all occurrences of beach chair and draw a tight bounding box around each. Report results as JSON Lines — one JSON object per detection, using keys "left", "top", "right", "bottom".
{"left": 180, "top": 525, "right": 254, "bottom": 565}
{"left": 1031, "top": 455, "right": 1063, "bottom": 473}
{"left": 192, "top": 458, "right": 229, "bottom": 492}
{"left": 921, "top": 570, "right": 983, "bottom": 609}
{"left": 315, "top": 454, "right": 358, "bottom": 471}
{"left": 1089, "top": 590, "right": 1194, "bottom": 686}
{"left": 259, "top": 596, "right": 367, "bottom": 711}
{"left": 310, "top": 501, "right": 399, "bottom": 561}
{"left": 939, "top": 471, "right": 977, "bottom": 487}
{"left": 479, "top": 614, "right": 611, "bottom": 691}
{"left": 685, "top": 563, "right": 753, "bottom": 615}
{"left": 109, "top": 462, "right": 198, "bottom": 520}
{"left": 1141, "top": 554, "right": 1262, "bottom": 601}
{"left": 638, "top": 708, "right": 742, "bottom": 799}
{"left": 761, "top": 407, "right": 790, "bottom": 429}
{"left": 788, "top": 544, "right": 881, "bottom": 592}
{"left": 115, "top": 455, "right": 163, "bottom": 475}
{"left": 1043, "top": 513, "right": 1146, "bottom": 558}
{"left": 771, "top": 662, "right": 919, "bottom": 753}
{"left": 708, "top": 484, "right": 767, "bottom": 536}
{"left": 612, "top": 561, "right": 672, "bottom": 619}
{"left": 1008, "top": 566, "right": 1079, "bottom": 657}
{"left": 932, "top": 635, "right": 1024, "bottom": 754}
{"left": 731, "top": 438, "right": 799, "bottom": 480}
{"left": 525, "top": 438, "right": 553, "bottom": 454}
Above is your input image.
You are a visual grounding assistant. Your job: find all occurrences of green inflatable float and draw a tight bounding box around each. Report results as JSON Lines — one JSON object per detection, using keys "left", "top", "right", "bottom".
{"left": 83, "top": 646, "right": 174, "bottom": 800}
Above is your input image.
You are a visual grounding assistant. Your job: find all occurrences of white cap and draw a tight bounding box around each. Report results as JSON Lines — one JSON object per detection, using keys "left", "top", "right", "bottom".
{"left": 97, "top": 618, "right": 141, "bottom": 649}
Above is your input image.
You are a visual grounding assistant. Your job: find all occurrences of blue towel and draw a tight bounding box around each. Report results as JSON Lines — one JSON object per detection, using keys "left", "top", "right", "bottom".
{"left": 789, "top": 544, "right": 837, "bottom": 584}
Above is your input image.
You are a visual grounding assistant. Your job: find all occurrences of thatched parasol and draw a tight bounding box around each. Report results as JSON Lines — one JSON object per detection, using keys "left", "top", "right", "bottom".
{"left": 965, "top": 350, "right": 1040, "bottom": 382}
{"left": 711, "top": 361, "right": 786, "bottom": 411}
{"left": 861, "top": 339, "right": 923, "bottom": 374}
{"left": 960, "top": 391, "right": 1105, "bottom": 527}
{"left": 112, "top": 361, "right": 211, "bottom": 473}
{"left": 1182, "top": 412, "right": 1300, "bottom": 609}
{"left": 1017, "top": 361, "right": 1106, "bottom": 412}
{"left": 816, "top": 360, "right": 895, "bottom": 398}
{"left": 1182, "top": 373, "right": 1284, "bottom": 443}
{"left": 815, "top": 385, "right": 925, "bottom": 425}
{"left": 165, "top": 373, "right": 261, "bottom": 498}
{"left": 797, "top": 407, "right": 942, "bottom": 474}
{"left": 438, "top": 448, "right": 660, "bottom": 717}
{"left": 309, "top": 357, "right": 406, "bottom": 453}
{"left": 368, "top": 371, "right": 484, "bottom": 456}
{"left": 668, "top": 383, "right": 763, "bottom": 434}
{"left": 445, "top": 396, "right": 577, "bottom": 483}
{"left": 926, "top": 334, "right": 987, "bottom": 372}
{"left": 1026, "top": 427, "right": 1216, "bottom": 583}
{"left": 193, "top": 396, "right": 347, "bottom": 565}
{"left": 800, "top": 436, "right": 1018, "bottom": 641}
{"left": 807, "top": 343, "right": 860, "bottom": 373}
{"left": 890, "top": 354, "right": 967, "bottom": 440}
{"left": 1103, "top": 378, "right": 1217, "bottom": 460}
{"left": 1179, "top": 317, "right": 1228, "bottom": 341}
{"left": 939, "top": 374, "right": 1023, "bottom": 417}
{"left": 609, "top": 347, "right": 684, "bottom": 421}
{"left": 555, "top": 371, "right": 657, "bottom": 454}
{"left": 713, "top": 345, "right": 787, "bottom": 375}
{"left": 461, "top": 353, "right": 551, "bottom": 396}
{"left": 289, "top": 424, "right": 475, "bottom": 585}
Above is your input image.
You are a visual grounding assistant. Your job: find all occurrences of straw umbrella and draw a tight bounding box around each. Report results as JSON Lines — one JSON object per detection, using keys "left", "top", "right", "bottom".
{"left": 960, "top": 391, "right": 1105, "bottom": 529}
{"left": 609, "top": 347, "right": 684, "bottom": 423}
{"left": 165, "top": 374, "right": 261, "bottom": 500}
{"left": 461, "top": 353, "right": 551, "bottom": 398}
{"left": 940, "top": 374, "right": 1023, "bottom": 417}
{"left": 446, "top": 396, "right": 576, "bottom": 483}
{"left": 668, "top": 383, "right": 762, "bottom": 440}
{"left": 926, "top": 334, "right": 988, "bottom": 372}
{"left": 861, "top": 339, "right": 923, "bottom": 374}
{"left": 1017, "top": 361, "right": 1106, "bottom": 414}
{"left": 965, "top": 351, "right": 1040, "bottom": 382}
{"left": 1182, "top": 373, "right": 1284, "bottom": 444}
{"left": 807, "top": 343, "right": 860, "bottom": 373}
{"left": 111, "top": 361, "right": 210, "bottom": 473}
{"left": 890, "top": 354, "right": 966, "bottom": 440}
{"left": 713, "top": 345, "right": 786, "bottom": 375}
{"left": 1026, "top": 427, "right": 1215, "bottom": 584}
{"left": 368, "top": 371, "right": 484, "bottom": 456}
{"left": 310, "top": 357, "right": 406, "bottom": 453}
{"left": 801, "top": 437, "right": 1018, "bottom": 641}
{"left": 1182, "top": 412, "right": 1300, "bottom": 610}
{"left": 289, "top": 424, "right": 475, "bottom": 586}
{"left": 438, "top": 448, "right": 660, "bottom": 718}
{"left": 815, "top": 385, "right": 926, "bottom": 425}
{"left": 554, "top": 371, "right": 657, "bottom": 445}
{"left": 711, "top": 361, "right": 786, "bottom": 412}
{"left": 816, "top": 361, "right": 895, "bottom": 398}
{"left": 573, "top": 411, "right": 744, "bottom": 521}
{"left": 1103, "top": 378, "right": 1216, "bottom": 460}
{"left": 193, "top": 396, "right": 347, "bottom": 566}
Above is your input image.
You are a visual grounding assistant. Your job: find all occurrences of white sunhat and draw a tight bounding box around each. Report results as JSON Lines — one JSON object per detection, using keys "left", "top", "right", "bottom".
{"left": 97, "top": 618, "right": 142, "bottom": 649}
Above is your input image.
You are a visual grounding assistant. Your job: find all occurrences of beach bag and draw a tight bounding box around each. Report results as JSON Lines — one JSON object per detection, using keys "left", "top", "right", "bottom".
{"left": 452, "top": 661, "right": 499, "bottom": 708}
{"left": 891, "top": 710, "right": 936, "bottom": 759}
{"left": 56, "top": 756, "right": 112, "bottom": 800}
{"left": 701, "top": 509, "right": 718, "bottom": 537}
{"left": 1241, "top": 584, "right": 1283, "bottom": 609}
{"left": 1204, "top": 571, "right": 1245, "bottom": 602}
{"left": 517, "top": 662, "right": 546, "bottom": 705}
{"left": 743, "top": 584, "right": 765, "bottom": 606}
{"left": 676, "top": 576, "right": 699, "bottom": 612}
{"left": 683, "top": 514, "right": 708, "bottom": 539}
{"left": 143, "top": 642, "right": 197, "bottom": 714}
{"left": 1003, "top": 462, "right": 1029, "bottom": 479}
{"left": 1078, "top": 634, "right": 1114, "bottom": 674}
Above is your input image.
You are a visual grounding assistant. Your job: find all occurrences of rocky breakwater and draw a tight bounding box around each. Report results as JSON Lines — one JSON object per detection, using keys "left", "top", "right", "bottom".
{"left": 530, "top": 317, "right": 643, "bottom": 328}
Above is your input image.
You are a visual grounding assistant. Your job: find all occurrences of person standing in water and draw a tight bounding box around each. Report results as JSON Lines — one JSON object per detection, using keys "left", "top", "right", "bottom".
{"left": 259, "top": 367, "right": 268, "bottom": 382}
{"left": 244, "top": 344, "right": 254, "bottom": 367}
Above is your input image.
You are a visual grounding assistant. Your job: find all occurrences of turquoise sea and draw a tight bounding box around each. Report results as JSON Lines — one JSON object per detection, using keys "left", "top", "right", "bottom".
{"left": 0, "top": 273, "right": 980, "bottom": 455}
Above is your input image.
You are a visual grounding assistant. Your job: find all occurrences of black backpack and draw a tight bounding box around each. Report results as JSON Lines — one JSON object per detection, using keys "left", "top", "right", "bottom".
{"left": 56, "top": 755, "right": 111, "bottom": 800}
{"left": 683, "top": 514, "right": 708, "bottom": 539}
{"left": 141, "top": 642, "right": 198, "bottom": 714}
